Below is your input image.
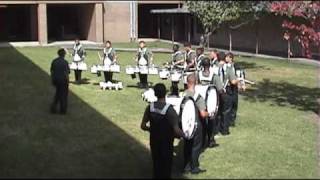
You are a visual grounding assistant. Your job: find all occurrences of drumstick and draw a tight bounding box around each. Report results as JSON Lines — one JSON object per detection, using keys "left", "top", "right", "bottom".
{"left": 98, "top": 52, "right": 102, "bottom": 62}
{"left": 244, "top": 79, "right": 255, "bottom": 85}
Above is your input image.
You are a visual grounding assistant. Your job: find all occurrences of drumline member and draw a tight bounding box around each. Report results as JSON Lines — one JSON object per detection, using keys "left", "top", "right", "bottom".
{"left": 209, "top": 49, "right": 219, "bottom": 67}
{"left": 217, "top": 52, "right": 239, "bottom": 135}
{"left": 183, "top": 74, "right": 208, "bottom": 174}
{"left": 135, "top": 41, "right": 153, "bottom": 89}
{"left": 102, "top": 40, "right": 117, "bottom": 83}
{"left": 196, "top": 57, "right": 224, "bottom": 148}
{"left": 195, "top": 47, "right": 205, "bottom": 71}
{"left": 50, "top": 49, "right": 70, "bottom": 115}
{"left": 183, "top": 42, "right": 196, "bottom": 71}
{"left": 170, "top": 44, "right": 184, "bottom": 96}
{"left": 183, "top": 43, "right": 196, "bottom": 89}
{"left": 141, "top": 83, "right": 185, "bottom": 179}
{"left": 226, "top": 52, "right": 245, "bottom": 127}
{"left": 72, "top": 38, "right": 86, "bottom": 84}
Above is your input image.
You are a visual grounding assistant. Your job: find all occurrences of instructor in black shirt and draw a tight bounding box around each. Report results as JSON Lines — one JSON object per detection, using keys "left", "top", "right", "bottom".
{"left": 50, "top": 48, "right": 70, "bottom": 115}
{"left": 141, "top": 83, "right": 185, "bottom": 179}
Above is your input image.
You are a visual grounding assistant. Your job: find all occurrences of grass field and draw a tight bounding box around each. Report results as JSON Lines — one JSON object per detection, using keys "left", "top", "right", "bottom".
{"left": 0, "top": 46, "right": 319, "bottom": 178}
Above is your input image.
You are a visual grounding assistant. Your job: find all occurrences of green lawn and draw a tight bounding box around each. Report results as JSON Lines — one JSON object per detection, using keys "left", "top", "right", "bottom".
{"left": 0, "top": 46, "right": 318, "bottom": 178}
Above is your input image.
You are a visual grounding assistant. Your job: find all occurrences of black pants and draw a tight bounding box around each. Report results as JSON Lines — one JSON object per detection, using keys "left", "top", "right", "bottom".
{"left": 230, "top": 90, "right": 239, "bottom": 126}
{"left": 51, "top": 80, "right": 69, "bottom": 114}
{"left": 104, "top": 72, "right": 113, "bottom": 83}
{"left": 184, "top": 123, "right": 203, "bottom": 170}
{"left": 219, "top": 93, "right": 233, "bottom": 134}
{"left": 171, "top": 81, "right": 179, "bottom": 96}
{"left": 74, "top": 70, "right": 82, "bottom": 83}
{"left": 150, "top": 139, "right": 173, "bottom": 179}
{"left": 207, "top": 117, "right": 216, "bottom": 143}
{"left": 138, "top": 73, "right": 148, "bottom": 87}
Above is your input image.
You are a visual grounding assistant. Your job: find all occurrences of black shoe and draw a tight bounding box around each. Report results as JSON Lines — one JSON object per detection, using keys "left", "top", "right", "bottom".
{"left": 221, "top": 131, "right": 230, "bottom": 136}
{"left": 191, "top": 167, "right": 206, "bottom": 174}
{"left": 208, "top": 141, "right": 219, "bottom": 148}
{"left": 183, "top": 164, "right": 191, "bottom": 174}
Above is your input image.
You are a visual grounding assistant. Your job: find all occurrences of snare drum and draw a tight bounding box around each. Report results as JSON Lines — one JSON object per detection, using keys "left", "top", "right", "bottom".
{"left": 110, "top": 64, "right": 120, "bottom": 73}
{"left": 159, "top": 68, "right": 170, "bottom": 79}
{"left": 148, "top": 66, "right": 159, "bottom": 75}
{"left": 90, "top": 65, "right": 98, "bottom": 74}
{"left": 77, "top": 62, "right": 87, "bottom": 71}
{"left": 126, "top": 66, "right": 135, "bottom": 75}
{"left": 139, "top": 66, "right": 149, "bottom": 74}
{"left": 96, "top": 65, "right": 103, "bottom": 72}
{"left": 170, "top": 70, "right": 182, "bottom": 82}
{"left": 69, "top": 62, "right": 77, "bottom": 70}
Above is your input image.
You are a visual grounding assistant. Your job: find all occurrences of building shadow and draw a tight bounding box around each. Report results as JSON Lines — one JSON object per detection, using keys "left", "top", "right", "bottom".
{"left": 0, "top": 47, "right": 185, "bottom": 178}
{"left": 241, "top": 78, "right": 320, "bottom": 113}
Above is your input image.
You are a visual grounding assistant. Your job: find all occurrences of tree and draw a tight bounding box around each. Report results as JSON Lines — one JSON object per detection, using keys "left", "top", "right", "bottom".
{"left": 186, "top": 1, "right": 269, "bottom": 51}
{"left": 270, "top": 1, "right": 320, "bottom": 58}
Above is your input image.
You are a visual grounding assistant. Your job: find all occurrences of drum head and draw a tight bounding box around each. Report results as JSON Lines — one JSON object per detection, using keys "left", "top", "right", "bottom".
{"left": 180, "top": 97, "right": 196, "bottom": 139}
{"left": 206, "top": 86, "right": 219, "bottom": 119}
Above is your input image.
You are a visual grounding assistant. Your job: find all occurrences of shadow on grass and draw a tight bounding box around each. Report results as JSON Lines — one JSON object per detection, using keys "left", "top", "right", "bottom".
{"left": 241, "top": 78, "right": 320, "bottom": 113}
{"left": 236, "top": 61, "right": 269, "bottom": 70}
{"left": 0, "top": 47, "right": 185, "bottom": 178}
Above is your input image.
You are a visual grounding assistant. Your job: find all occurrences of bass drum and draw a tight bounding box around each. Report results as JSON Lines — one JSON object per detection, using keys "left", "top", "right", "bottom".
{"left": 205, "top": 85, "right": 219, "bottom": 119}
{"left": 195, "top": 85, "right": 219, "bottom": 119}
{"left": 179, "top": 97, "right": 197, "bottom": 140}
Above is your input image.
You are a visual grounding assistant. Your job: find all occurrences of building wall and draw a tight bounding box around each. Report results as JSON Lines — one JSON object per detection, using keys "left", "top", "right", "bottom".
{"left": 103, "top": 2, "right": 131, "bottom": 42}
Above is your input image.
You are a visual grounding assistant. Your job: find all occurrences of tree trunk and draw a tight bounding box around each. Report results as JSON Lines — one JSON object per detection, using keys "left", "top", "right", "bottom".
{"left": 255, "top": 21, "right": 259, "bottom": 54}
{"left": 229, "top": 29, "right": 232, "bottom": 52}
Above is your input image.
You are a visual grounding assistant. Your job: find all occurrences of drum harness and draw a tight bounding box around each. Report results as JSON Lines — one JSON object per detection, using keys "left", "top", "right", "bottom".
{"left": 103, "top": 47, "right": 114, "bottom": 65}
{"left": 150, "top": 102, "right": 171, "bottom": 115}
{"left": 138, "top": 48, "right": 148, "bottom": 66}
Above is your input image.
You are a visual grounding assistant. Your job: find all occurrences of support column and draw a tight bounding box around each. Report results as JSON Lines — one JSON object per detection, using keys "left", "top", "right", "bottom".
{"left": 95, "top": 3, "right": 103, "bottom": 43}
{"left": 171, "top": 16, "right": 174, "bottom": 44}
{"left": 38, "top": 3, "right": 47, "bottom": 45}
{"left": 157, "top": 15, "right": 161, "bottom": 40}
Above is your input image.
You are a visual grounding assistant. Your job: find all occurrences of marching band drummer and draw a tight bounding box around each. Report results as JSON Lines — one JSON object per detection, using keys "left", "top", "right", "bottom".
{"left": 183, "top": 74, "right": 209, "bottom": 174}
{"left": 72, "top": 38, "right": 86, "bottom": 84}
{"left": 141, "top": 83, "right": 185, "bottom": 179}
{"left": 183, "top": 43, "right": 196, "bottom": 89}
{"left": 217, "top": 52, "right": 239, "bottom": 135}
{"left": 195, "top": 47, "right": 205, "bottom": 71}
{"left": 102, "top": 40, "right": 117, "bottom": 83}
{"left": 169, "top": 44, "right": 184, "bottom": 96}
{"left": 196, "top": 57, "right": 224, "bottom": 149}
{"left": 183, "top": 42, "right": 196, "bottom": 71}
{"left": 209, "top": 49, "right": 219, "bottom": 67}
{"left": 225, "top": 52, "right": 245, "bottom": 127}
{"left": 135, "top": 41, "right": 153, "bottom": 89}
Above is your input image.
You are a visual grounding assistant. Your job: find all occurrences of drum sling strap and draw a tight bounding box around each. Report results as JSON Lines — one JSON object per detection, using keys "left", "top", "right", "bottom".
{"left": 150, "top": 103, "right": 171, "bottom": 115}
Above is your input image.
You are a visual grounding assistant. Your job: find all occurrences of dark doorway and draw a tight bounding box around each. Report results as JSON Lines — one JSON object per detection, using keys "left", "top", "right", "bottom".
{"left": 138, "top": 4, "right": 178, "bottom": 39}
{"left": 47, "top": 4, "right": 95, "bottom": 42}
{"left": 0, "top": 4, "right": 38, "bottom": 42}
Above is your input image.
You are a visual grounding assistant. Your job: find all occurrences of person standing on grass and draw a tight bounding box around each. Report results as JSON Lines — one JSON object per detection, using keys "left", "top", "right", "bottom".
{"left": 50, "top": 48, "right": 70, "bottom": 115}
{"left": 226, "top": 52, "right": 245, "bottom": 127}
{"left": 183, "top": 74, "right": 208, "bottom": 174}
{"left": 72, "top": 38, "right": 86, "bottom": 84}
{"left": 141, "top": 83, "right": 185, "bottom": 179}
{"left": 217, "top": 52, "right": 239, "bottom": 135}
{"left": 135, "top": 41, "right": 153, "bottom": 89}
{"left": 102, "top": 40, "right": 117, "bottom": 83}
